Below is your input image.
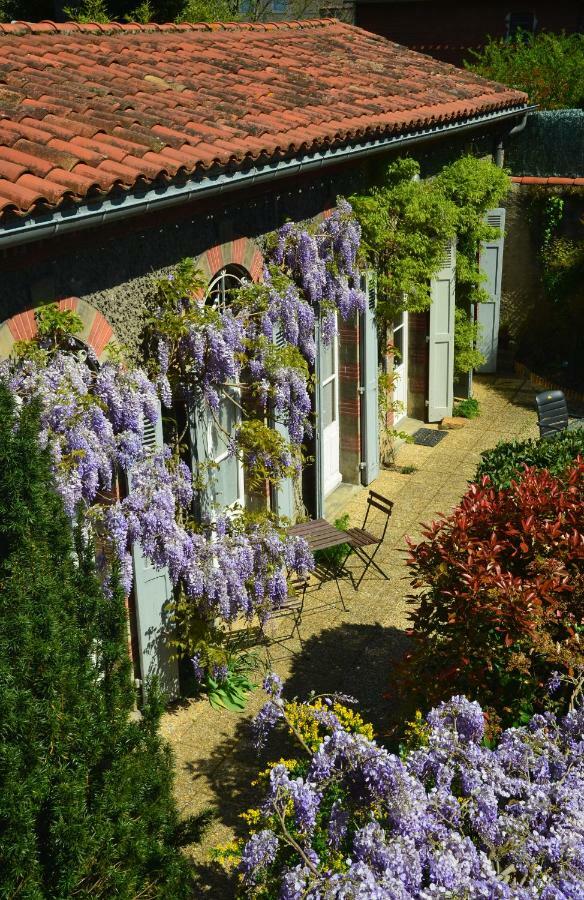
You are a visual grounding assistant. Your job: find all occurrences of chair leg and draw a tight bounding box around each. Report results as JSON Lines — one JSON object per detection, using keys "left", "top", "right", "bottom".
{"left": 353, "top": 545, "right": 390, "bottom": 588}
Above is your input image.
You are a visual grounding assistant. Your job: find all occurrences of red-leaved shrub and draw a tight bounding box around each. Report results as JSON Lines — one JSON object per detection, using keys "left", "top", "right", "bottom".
{"left": 404, "top": 459, "right": 584, "bottom": 727}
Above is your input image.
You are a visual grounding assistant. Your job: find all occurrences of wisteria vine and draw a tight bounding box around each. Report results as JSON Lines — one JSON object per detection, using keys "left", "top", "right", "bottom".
{"left": 1, "top": 200, "right": 366, "bottom": 695}
{"left": 229, "top": 681, "right": 584, "bottom": 898}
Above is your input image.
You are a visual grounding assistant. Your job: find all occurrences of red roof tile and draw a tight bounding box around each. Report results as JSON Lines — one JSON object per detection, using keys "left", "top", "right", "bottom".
{"left": 0, "top": 18, "right": 527, "bottom": 220}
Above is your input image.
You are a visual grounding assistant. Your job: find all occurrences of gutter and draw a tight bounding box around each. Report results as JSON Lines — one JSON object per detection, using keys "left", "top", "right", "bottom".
{"left": 0, "top": 104, "right": 534, "bottom": 249}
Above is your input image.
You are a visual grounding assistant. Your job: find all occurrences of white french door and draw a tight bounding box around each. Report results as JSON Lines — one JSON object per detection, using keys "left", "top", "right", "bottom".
{"left": 321, "top": 325, "right": 342, "bottom": 497}
{"left": 204, "top": 266, "right": 247, "bottom": 512}
{"left": 392, "top": 311, "right": 408, "bottom": 424}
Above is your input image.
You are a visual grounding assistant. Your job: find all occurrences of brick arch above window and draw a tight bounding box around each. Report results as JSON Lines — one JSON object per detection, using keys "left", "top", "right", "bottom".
{"left": 195, "top": 237, "right": 264, "bottom": 285}
{"left": 0, "top": 298, "right": 114, "bottom": 361}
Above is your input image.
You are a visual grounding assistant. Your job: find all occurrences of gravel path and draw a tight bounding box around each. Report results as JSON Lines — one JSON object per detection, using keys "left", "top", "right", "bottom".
{"left": 160, "top": 374, "right": 539, "bottom": 894}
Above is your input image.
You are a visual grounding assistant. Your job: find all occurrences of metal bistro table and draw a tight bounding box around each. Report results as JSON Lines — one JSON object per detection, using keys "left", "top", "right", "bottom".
{"left": 288, "top": 518, "right": 354, "bottom": 610}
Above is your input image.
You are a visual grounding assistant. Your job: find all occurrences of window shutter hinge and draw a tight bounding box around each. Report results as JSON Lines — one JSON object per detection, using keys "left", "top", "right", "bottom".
{"left": 359, "top": 461, "right": 366, "bottom": 470}
{"left": 358, "top": 386, "right": 365, "bottom": 395}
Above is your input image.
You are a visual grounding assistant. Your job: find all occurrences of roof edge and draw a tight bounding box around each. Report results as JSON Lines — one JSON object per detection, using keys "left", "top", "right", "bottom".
{"left": 1, "top": 103, "right": 531, "bottom": 248}
{"left": 0, "top": 17, "right": 338, "bottom": 36}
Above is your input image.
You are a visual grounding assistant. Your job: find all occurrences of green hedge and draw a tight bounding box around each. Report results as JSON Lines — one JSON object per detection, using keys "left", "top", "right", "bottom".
{"left": 475, "top": 429, "right": 584, "bottom": 489}
{"left": 506, "top": 111, "right": 584, "bottom": 178}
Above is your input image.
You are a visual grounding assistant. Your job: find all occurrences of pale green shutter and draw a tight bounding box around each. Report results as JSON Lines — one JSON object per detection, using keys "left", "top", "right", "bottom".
{"left": 360, "top": 271, "right": 380, "bottom": 485}
{"left": 131, "top": 403, "right": 179, "bottom": 699}
{"left": 428, "top": 239, "right": 456, "bottom": 422}
{"left": 476, "top": 208, "right": 506, "bottom": 374}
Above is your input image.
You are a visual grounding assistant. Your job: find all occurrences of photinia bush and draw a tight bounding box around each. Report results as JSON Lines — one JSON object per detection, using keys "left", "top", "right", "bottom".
{"left": 221, "top": 683, "right": 584, "bottom": 898}
{"left": 405, "top": 460, "right": 584, "bottom": 727}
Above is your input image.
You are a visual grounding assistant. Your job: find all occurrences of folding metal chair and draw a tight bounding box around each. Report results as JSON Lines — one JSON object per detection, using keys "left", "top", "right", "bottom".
{"left": 536, "top": 390, "right": 568, "bottom": 438}
{"left": 344, "top": 490, "right": 394, "bottom": 588}
{"left": 262, "top": 576, "right": 308, "bottom": 663}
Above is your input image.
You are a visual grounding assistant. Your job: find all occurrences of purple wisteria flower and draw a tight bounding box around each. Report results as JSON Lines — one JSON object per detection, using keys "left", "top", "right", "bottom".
{"left": 239, "top": 696, "right": 584, "bottom": 898}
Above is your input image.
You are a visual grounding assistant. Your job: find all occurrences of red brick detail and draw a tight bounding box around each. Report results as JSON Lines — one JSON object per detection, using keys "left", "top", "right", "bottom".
{"left": 88, "top": 311, "right": 114, "bottom": 358}
{"left": 231, "top": 237, "right": 246, "bottom": 267}
{"left": 250, "top": 249, "right": 263, "bottom": 283}
{"left": 201, "top": 238, "right": 264, "bottom": 285}
{"left": 206, "top": 244, "right": 224, "bottom": 275}
{"left": 58, "top": 296, "right": 79, "bottom": 312}
{"left": 8, "top": 308, "right": 37, "bottom": 341}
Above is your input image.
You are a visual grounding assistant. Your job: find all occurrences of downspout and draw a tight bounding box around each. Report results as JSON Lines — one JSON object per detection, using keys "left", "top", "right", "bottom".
{"left": 494, "top": 109, "right": 532, "bottom": 167}
{"left": 0, "top": 105, "right": 535, "bottom": 250}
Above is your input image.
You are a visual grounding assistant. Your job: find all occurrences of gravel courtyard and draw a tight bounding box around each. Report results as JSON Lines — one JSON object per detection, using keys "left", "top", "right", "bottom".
{"left": 160, "top": 374, "right": 540, "bottom": 893}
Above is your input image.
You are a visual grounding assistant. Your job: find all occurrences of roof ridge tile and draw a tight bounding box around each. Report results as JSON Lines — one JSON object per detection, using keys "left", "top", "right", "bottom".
{"left": 0, "top": 18, "right": 337, "bottom": 37}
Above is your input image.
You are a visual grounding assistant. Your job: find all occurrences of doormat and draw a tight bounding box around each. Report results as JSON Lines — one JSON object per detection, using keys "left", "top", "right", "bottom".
{"left": 412, "top": 428, "right": 448, "bottom": 447}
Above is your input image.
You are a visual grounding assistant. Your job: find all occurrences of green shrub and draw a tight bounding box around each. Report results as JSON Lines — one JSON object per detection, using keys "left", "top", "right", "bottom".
{"left": 0, "top": 385, "right": 195, "bottom": 898}
{"left": 452, "top": 397, "right": 480, "bottom": 419}
{"left": 466, "top": 31, "right": 584, "bottom": 110}
{"left": 475, "top": 429, "right": 584, "bottom": 489}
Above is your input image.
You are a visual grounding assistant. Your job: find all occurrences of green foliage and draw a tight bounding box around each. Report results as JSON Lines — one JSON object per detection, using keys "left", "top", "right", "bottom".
{"left": 406, "top": 460, "right": 584, "bottom": 729}
{"left": 0, "top": 384, "right": 194, "bottom": 897}
{"left": 64, "top": 0, "right": 111, "bottom": 21}
{"left": 350, "top": 158, "right": 458, "bottom": 320}
{"left": 314, "top": 513, "right": 351, "bottom": 570}
{"left": 235, "top": 419, "right": 301, "bottom": 488}
{"left": 176, "top": 0, "right": 237, "bottom": 20}
{"left": 351, "top": 156, "right": 509, "bottom": 379}
{"left": 125, "top": 0, "right": 156, "bottom": 19}
{"left": 466, "top": 31, "right": 584, "bottom": 110}
{"left": 434, "top": 156, "right": 510, "bottom": 307}
{"left": 452, "top": 396, "right": 480, "bottom": 419}
{"left": 453, "top": 307, "right": 485, "bottom": 376}
{"left": 476, "top": 429, "right": 584, "bottom": 489}
{"left": 351, "top": 156, "right": 509, "bottom": 323}
{"left": 541, "top": 236, "right": 584, "bottom": 301}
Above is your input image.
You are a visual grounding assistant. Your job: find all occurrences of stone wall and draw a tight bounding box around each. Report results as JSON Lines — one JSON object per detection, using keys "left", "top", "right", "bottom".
{"left": 500, "top": 183, "right": 544, "bottom": 350}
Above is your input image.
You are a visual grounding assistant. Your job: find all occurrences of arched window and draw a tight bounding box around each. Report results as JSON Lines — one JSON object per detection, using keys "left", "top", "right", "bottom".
{"left": 205, "top": 264, "right": 249, "bottom": 310}
{"left": 202, "top": 266, "right": 250, "bottom": 513}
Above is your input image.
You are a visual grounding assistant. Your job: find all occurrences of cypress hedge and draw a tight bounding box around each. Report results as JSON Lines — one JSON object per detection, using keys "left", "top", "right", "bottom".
{"left": 0, "top": 384, "right": 194, "bottom": 898}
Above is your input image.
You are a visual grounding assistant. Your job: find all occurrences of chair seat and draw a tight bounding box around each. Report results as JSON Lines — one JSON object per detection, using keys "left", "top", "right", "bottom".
{"left": 346, "top": 527, "right": 380, "bottom": 548}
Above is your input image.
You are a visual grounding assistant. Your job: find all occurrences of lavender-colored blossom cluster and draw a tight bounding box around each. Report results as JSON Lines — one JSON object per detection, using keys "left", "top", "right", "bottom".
{"left": 3, "top": 351, "right": 312, "bottom": 613}
{"left": 2, "top": 353, "right": 158, "bottom": 520}
{"left": 266, "top": 199, "right": 366, "bottom": 347}
{"left": 241, "top": 695, "right": 584, "bottom": 898}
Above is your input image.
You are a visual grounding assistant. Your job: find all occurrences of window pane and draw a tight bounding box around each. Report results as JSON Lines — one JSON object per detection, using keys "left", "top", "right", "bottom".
{"left": 211, "top": 392, "right": 239, "bottom": 460}
{"left": 322, "top": 379, "right": 335, "bottom": 428}
{"left": 321, "top": 339, "right": 335, "bottom": 382}
{"left": 393, "top": 323, "right": 404, "bottom": 360}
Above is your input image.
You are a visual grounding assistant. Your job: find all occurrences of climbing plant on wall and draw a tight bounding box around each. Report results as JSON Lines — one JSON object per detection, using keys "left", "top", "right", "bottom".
{"left": 1, "top": 200, "right": 366, "bottom": 705}
{"left": 350, "top": 156, "right": 510, "bottom": 376}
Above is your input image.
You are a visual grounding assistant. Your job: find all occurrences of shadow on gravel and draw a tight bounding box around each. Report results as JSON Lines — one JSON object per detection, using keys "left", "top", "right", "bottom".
{"left": 186, "top": 619, "right": 414, "bottom": 894}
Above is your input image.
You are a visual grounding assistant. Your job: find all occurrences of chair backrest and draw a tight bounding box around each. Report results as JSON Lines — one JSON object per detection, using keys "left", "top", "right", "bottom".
{"left": 362, "top": 489, "right": 394, "bottom": 539}
{"left": 536, "top": 390, "right": 568, "bottom": 438}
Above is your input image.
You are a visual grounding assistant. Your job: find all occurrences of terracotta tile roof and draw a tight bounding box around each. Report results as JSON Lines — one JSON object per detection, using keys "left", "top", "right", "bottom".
{"left": 0, "top": 19, "right": 528, "bottom": 220}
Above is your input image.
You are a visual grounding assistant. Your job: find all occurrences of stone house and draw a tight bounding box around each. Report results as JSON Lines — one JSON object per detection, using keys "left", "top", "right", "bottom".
{"left": 0, "top": 17, "right": 527, "bottom": 688}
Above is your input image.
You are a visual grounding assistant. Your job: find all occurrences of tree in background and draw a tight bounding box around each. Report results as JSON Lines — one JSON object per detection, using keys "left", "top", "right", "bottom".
{"left": 0, "top": 383, "right": 197, "bottom": 898}
{"left": 0, "top": 0, "right": 320, "bottom": 22}
{"left": 467, "top": 31, "right": 584, "bottom": 110}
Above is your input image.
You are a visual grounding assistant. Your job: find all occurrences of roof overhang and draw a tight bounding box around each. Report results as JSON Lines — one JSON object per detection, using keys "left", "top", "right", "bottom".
{"left": 0, "top": 103, "right": 532, "bottom": 250}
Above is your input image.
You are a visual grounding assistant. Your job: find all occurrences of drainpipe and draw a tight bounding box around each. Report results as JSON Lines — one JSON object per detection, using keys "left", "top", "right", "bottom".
{"left": 494, "top": 110, "right": 531, "bottom": 167}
